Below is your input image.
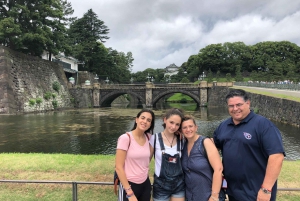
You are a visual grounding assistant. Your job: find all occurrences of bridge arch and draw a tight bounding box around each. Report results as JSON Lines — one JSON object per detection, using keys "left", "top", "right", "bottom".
{"left": 99, "top": 90, "right": 146, "bottom": 106}
{"left": 152, "top": 89, "right": 200, "bottom": 107}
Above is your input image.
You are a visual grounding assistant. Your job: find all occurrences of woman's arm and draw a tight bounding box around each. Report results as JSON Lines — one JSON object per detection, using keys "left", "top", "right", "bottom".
{"left": 204, "top": 138, "right": 223, "bottom": 200}
{"left": 115, "top": 149, "right": 137, "bottom": 201}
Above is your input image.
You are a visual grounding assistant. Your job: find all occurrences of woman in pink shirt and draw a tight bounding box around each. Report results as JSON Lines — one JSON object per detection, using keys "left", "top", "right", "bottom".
{"left": 115, "top": 108, "right": 155, "bottom": 201}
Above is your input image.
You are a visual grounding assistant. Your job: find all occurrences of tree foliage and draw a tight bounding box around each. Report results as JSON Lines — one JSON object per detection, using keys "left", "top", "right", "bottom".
{"left": 0, "top": 0, "right": 74, "bottom": 57}
{"left": 67, "top": 9, "right": 109, "bottom": 66}
{"left": 184, "top": 41, "right": 300, "bottom": 82}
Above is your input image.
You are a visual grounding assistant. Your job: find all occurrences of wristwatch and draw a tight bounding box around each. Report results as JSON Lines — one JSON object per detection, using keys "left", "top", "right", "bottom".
{"left": 261, "top": 187, "right": 271, "bottom": 194}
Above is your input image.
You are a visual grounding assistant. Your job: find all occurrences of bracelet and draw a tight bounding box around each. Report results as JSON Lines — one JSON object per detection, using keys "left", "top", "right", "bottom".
{"left": 126, "top": 192, "right": 134, "bottom": 198}
{"left": 260, "top": 186, "right": 272, "bottom": 194}
{"left": 124, "top": 185, "right": 132, "bottom": 192}
{"left": 212, "top": 191, "right": 219, "bottom": 195}
{"left": 261, "top": 185, "right": 272, "bottom": 192}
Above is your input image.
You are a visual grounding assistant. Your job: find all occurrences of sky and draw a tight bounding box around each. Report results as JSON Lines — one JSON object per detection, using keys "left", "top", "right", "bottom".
{"left": 68, "top": 0, "right": 300, "bottom": 73}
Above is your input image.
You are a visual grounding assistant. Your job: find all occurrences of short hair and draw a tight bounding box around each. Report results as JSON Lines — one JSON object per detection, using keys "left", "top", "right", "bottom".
{"left": 225, "top": 89, "right": 250, "bottom": 103}
{"left": 182, "top": 115, "right": 196, "bottom": 125}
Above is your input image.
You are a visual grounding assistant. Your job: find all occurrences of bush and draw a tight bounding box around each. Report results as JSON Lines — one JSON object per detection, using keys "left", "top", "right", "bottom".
{"left": 52, "top": 93, "right": 57, "bottom": 99}
{"left": 29, "top": 99, "right": 36, "bottom": 107}
{"left": 44, "top": 92, "right": 52, "bottom": 100}
{"left": 52, "top": 81, "right": 61, "bottom": 93}
{"left": 36, "top": 98, "right": 42, "bottom": 105}
{"left": 52, "top": 100, "right": 58, "bottom": 109}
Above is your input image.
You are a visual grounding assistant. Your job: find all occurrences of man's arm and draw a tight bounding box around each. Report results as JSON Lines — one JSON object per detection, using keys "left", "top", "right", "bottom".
{"left": 257, "top": 153, "right": 284, "bottom": 200}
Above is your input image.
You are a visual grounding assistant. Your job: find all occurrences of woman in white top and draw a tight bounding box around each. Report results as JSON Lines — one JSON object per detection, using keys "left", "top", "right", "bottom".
{"left": 150, "top": 108, "right": 185, "bottom": 201}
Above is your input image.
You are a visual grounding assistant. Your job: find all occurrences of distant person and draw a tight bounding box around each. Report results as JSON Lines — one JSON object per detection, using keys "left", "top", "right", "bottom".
{"left": 149, "top": 108, "right": 185, "bottom": 201}
{"left": 181, "top": 115, "right": 225, "bottom": 201}
{"left": 115, "top": 108, "right": 155, "bottom": 201}
{"left": 213, "top": 89, "right": 285, "bottom": 201}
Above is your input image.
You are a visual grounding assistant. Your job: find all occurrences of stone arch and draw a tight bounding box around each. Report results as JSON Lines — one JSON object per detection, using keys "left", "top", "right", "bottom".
{"left": 152, "top": 89, "right": 200, "bottom": 106}
{"left": 99, "top": 90, "right": 146, "bottom": 106}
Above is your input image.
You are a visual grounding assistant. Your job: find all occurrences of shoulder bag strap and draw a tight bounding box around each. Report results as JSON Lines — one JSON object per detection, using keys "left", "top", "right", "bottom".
{"left": 125, "top": 132, "right": 131, "bottom": 149}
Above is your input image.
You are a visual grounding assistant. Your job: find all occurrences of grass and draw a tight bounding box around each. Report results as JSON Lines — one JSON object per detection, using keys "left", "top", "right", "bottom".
{"left": 167, "top": 93, "right": 193, "bottom": 102}
{"left": 0, "top": 154, "right": 299, "bottom": 200}
{"left": 232, "top": 86, "right": 300, "bottom": 103}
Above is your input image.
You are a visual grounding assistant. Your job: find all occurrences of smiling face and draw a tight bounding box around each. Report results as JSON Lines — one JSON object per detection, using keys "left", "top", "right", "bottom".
{"left": 181, "top": 119, "right": 198, "bottom": 140}
{"left": 163, "top": 114, "right": 182, "bottom": 134}
{"left": 227, "top": 96, "right": 251, "bottom": 125}
{"left": 135, "top": 112, "right": 153, "bottom": 132}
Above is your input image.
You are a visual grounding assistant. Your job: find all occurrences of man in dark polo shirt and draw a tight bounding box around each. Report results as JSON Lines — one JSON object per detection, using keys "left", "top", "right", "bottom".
{"left": 213, "top": 89, "right": 285, "bottom": 201}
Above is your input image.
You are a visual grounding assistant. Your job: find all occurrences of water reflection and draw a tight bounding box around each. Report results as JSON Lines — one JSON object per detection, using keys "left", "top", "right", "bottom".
{"left": 0, "top": 106, "right": 299, "bottom": 160}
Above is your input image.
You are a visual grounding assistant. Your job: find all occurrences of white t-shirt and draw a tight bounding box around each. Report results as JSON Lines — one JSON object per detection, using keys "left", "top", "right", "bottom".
{"left": 149, "top": 133, "right": 181, "bottom": 177}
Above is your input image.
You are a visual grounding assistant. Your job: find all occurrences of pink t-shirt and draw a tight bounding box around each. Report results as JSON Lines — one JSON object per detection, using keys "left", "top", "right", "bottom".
{"left": 117, "top": 132, "right": 150, "bottom": 184}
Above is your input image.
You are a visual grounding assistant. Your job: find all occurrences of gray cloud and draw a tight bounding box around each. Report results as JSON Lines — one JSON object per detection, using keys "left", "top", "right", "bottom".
{"left": 69, "top": 0, "right": 300, "bottom": 72}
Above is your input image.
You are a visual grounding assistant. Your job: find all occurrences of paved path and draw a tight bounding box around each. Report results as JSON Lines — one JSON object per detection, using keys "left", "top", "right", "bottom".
{"left": 233, "top": 86, "right": 300, "bottom": 98}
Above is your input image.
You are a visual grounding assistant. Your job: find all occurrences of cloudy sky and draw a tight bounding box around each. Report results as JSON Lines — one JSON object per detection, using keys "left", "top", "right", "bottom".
{"left": 68, "top": 0, "right": 300, "bottom": 72}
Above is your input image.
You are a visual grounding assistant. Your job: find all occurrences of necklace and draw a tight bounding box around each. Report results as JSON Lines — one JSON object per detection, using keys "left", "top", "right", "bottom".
{"left": 163, "top": 132, "right": 175, "bottom": 148}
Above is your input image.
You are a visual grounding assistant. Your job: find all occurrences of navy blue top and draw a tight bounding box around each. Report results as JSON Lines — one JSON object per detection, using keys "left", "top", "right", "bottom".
{"left": 213, "top": 111, "right": 285, "bottom": 201}
{"left": 182, "top": 136, "right": 213, "bottom": 201}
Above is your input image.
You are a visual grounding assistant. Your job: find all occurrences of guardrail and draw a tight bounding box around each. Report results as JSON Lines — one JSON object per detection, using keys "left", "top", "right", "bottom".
{"left": 234, "top": 82, "right": 300, "bottom": 91}
{"left": 0, "top": 180, "right": 299, "bottom": 201}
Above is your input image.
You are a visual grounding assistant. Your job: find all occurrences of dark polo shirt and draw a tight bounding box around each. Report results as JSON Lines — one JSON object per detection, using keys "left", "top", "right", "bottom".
{"left": 213, "top": 111, "right": 285, "bottom": 201}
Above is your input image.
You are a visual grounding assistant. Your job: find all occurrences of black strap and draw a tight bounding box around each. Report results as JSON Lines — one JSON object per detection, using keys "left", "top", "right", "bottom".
{"left": 157, "top": 132, "right": 165, "bottom": 153}
{"left": 154, "top": 133, "right": 157, "bottom": 158}
{"left": 176, "top": 134, "right": 180, "bottom": 152}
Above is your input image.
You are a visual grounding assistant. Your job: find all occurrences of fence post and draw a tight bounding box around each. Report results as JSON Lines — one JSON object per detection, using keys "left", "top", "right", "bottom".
{"left": 72, "top": 182, "right": 78, "bottom": 201}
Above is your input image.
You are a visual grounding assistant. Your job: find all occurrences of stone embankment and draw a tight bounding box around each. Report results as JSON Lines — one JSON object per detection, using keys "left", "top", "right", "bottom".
{"left": 208, "top": 87, "right": 300, "bottom": 127}
{"left": 0, "top": 46, "right": 73, "bottom": 114}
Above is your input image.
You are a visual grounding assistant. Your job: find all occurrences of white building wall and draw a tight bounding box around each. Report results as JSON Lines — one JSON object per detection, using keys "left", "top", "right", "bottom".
{"left": 41, "top": 52, "right": 78, "bottom": 72}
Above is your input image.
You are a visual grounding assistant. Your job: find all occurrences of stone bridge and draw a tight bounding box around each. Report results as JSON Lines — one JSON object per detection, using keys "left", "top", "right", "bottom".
{"left": 89, "top": 81, "right": 233, "bottom": 107}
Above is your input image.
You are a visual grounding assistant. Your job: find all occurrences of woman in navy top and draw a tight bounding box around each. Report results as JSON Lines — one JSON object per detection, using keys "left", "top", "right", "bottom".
{"left": 181, "top": 115, "right": 223, "bottom": 201}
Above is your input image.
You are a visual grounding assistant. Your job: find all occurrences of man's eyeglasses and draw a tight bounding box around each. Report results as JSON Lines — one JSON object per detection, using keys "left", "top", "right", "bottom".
{"left": 227, "top": 102, "right": 245, "bottom": 109}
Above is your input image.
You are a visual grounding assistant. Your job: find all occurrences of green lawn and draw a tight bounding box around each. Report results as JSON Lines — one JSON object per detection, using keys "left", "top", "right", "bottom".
{"left": 0, "top": 154, "right": 299, "bottom": 201}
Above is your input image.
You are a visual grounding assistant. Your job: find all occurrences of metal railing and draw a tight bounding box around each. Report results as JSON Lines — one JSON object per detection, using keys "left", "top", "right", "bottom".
{"left": 234, "top": 82, "right": 300, "bottom": 91}
{"left": 0, "top": 180, "right": 112, "bottom": 201}
{"left": 1, "top": 180, "right": 300, "bottom": 201}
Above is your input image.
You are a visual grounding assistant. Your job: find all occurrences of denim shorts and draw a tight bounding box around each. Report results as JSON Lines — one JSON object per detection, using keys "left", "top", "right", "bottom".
{"left": 152, "top": 175, "right": 185, "bottom": 201}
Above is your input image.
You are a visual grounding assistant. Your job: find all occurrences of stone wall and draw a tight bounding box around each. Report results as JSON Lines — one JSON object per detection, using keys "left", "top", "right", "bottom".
{"left": 208, "top": 87, "right": 300, "bottom": 127}
{"left": 69, "top": 88, "right": 93, "bottom": 108}
{"left": 0, "top": 46, "right": 73, "bottom": 114}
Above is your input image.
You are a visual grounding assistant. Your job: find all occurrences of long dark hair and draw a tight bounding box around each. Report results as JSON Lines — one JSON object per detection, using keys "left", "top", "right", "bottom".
{"left": 131, "top": 108, "right": 155, "bottom": 134}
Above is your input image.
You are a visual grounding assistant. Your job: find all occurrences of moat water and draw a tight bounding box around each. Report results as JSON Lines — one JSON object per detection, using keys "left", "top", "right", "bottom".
{"left": 0, "top": 104, "right": 299, "bottom": 160}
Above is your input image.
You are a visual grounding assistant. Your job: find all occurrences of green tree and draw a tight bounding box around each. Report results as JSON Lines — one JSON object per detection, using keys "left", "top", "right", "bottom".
{"left": 226, "top": 73, "right": 232, "bottom": 82}
{"left": 0, "top": 0, "right": 73, "bottom": 57}
{"left": 235, "top": 65, "right": 243, "bottom": 82}
{"left": 216, "top": 70, "right": 221, "bottom": 81}
{"left": 222, "top": 42, "right": 251, "bottom": 73}
{"left": 180, "top": 77, "right": 189, "bottom": 83}
{"left": 250, "top": 41, "right": 300, "bottom": 81}
{"left": 250, "top": 71, "right": 258, "bottom": 81}
{"left": 198, "top": 43, "right": 225, "bottom": 73}
{"left": 186, "top": 55, "right": 201, "bottom": 81}
{"left": 68, "top": 9, "right": 109, "bottom": 69}
{"left": 207, "top": 69, "right": 213, "bottom": 83}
